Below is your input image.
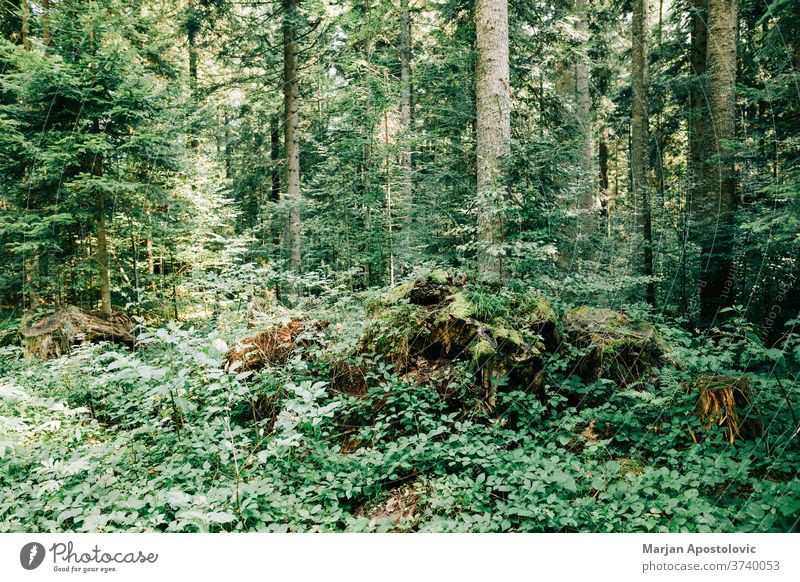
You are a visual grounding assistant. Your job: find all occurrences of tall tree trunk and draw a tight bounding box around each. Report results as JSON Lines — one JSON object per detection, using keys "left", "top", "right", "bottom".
{"left": 632, "top": 0, "right": 654, "bottom": 305}
{"left": 187, "top": 3, "right": 199, "bottom": 150}
{"left": 146, "top": 237, "right": 154, "bottom": 275}
{"left": 475, "top": 0, "right": 510, "bottom": 279}
{"left": 129, "top": 218, "right": 141, "bottom": 316}
{"left": 362, "top": 0, "right": 375, "bottom": 287}
{"left": 598, "top": 132, "right": 610, "bottom": 237}
{"left": 270, "top": 113, "right": 281, "bottom": 202}
{"left": 399, "top": 0, "right": 413, "bottom": 256}
{"left": 698, "top": 0, "right": 737, "bottom": 324}
{"left": 687, "top": 0, "right": 707, "bottom": 318}
{"left": 688, "top": 0, "right": 707, "bottom": 221}
{"left": 20, "top": 0, "right": 36, "bottom": 309}
{"left": 384, "top": 105, "right": 395, "bottom": 285}
{"left": 92, "top": 118, "right": 112, "bottom": 318}
{"left": 575, "top": 0, "right": 597, "bottom": 231}
{"left": 224, "top": 113, "right": 232, "bottom": 179}
{"left": 42, "top": 0, "right": 51, "bottom": 46}
{"left": 20, "top": 0, "right": 30, "bottom": 50}
{"left": 96, "top": 199, "right": 112, "bottom": 318}
{"left": 283, "top": 0, "right": 302, "bottom": 271}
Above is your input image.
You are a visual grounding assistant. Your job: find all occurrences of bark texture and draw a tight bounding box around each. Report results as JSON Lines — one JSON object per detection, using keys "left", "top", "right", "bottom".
{"left": 283, "top": 0, "right": 302, "bottom": 271}
{"left": 270, "top": 113, "right": 281, "bottom": 202}
{"left": 698, "top": 0, "right": 738, "bottom": 324}
{"left": 20, "top": 0, "right": 30, "bottom": 50}
{"left": 475, "top": 0, "right": 510, "bottom": 279}
{"left": 688, "top": 0, "right": 707, "bottom": 224}
{"left": 575, "top": 0, "right": 598, "bottom": 230}
{"left": 631, "top": 0, "right": 654, "bottom": 305}
{"left": 187, "top": 1, "right": 199, "bottom": 149}
{"left": 400, "top": 0, "right": 413, "bottom": 243}
{"left": 42, "top": 0, "right": 51, "bottom": 46}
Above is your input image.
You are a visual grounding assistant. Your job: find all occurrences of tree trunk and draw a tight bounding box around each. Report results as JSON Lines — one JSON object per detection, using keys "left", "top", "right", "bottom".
{"left": 270, "top": 113, "right": 281, "bottom": 202}
{"left": 187, "top": 2, "right": 199, "bottom": 150}
{"left": 598, "top": 133, "right": 610, "bottom": 237}
{"left": 698, "top": 0, "right": 737, "bottom": 324}
{"left": 362, "top": 0, "right": 375, "bottom": 287}
{"left": 283, "top": 0, "right": 302, "bottom": 271}
{"left": 93, "top": 116, "right": 112, "bottom": 318}
{"left": 96, "top": 190, "right": 112, "bottom": 318}
{"left": 224, "top": 113, "right": 232, "bottom": 179}
{"left": 89, "top": 15, "right": 112, "bottom": 318}
{"left": 384, "top": 105, "right": 395, "bottom": 285}
{"left": 632, "top": 0, "right": 654, "bottom": 305}
{"left": 688, "top": 0, "right": 707, "bottom": 222}
{"left": 146, "top": 237, "right": 154, "bottom": 275}
{"left": 24, "top": 257, "right": 39, "bottom": 311}
{"left": 575, "top": 0, "right": 597, "bottom": 232}
{"left": 687, "top": 0, "right": 707, "bottom": 317}
{"left": 42, "top": 0, "right": 51, "bottom": 46}
{"left": 475, "top": 0, "right": 510, "bottom": 279}
{"left": 400, "top": 0, "right": 413, "bottom": 252}
{"left": 20, "top": 0, "right": 30, "bottom": 50}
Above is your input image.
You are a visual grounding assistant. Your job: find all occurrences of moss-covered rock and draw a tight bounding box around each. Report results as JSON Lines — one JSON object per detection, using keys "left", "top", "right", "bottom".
{"left": 564, "top": 307, "right": 660, "bottom": 385}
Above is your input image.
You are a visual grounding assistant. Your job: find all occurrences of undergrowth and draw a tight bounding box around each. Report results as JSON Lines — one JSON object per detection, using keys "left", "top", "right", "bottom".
{"left": 0, "top": 270, "right": 798, "bottom": 533}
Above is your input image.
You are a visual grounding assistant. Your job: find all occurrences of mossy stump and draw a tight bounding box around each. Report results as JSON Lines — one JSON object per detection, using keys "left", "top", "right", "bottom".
{"left": 689, "top": 375, "right": 764, "bottom": 445}
{"left": 360, "top": 272, "right": 558, "bottom": 409}
{"left": 564, "top": 307, "right": 660, "bottom": 385}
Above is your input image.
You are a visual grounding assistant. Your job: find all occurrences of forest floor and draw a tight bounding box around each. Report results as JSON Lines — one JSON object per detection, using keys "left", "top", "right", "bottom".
{"left": 0, "top": 268, "right": 798, "bottom": 532}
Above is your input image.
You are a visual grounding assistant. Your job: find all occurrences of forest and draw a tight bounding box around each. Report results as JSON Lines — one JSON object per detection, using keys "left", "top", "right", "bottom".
{"left": 0, "top": 0, "right": 798, "bottom": 533}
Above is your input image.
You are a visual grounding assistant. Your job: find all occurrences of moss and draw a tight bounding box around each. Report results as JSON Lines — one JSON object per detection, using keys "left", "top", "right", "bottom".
{"left": 521, "top": 294, "right": 557, "bottom": 325}
{"left": 491, "top": 321, "right": 527, "bottom": 349}
{"left": 565, "top": 306, "right": 629, "bottom": 331}
{"left": 386, "top": 280, "right": 416, "bottom": 303}
{"left": 470, "top": 337, "right": 495, "bottom": 364}
{"left": 428, "top": 269, "right": 451, "bottom": 285}
{"left": 361, "top": 302, "right": 428, "bottom": 370}
{"left": 442, "top": 292, "right": 476, "bottom": 321}
{"left": 564, "top": 307, "right": 660, "bottom": 385}
{"left": 516, "top": 295, "right": 559, "bottom": 352}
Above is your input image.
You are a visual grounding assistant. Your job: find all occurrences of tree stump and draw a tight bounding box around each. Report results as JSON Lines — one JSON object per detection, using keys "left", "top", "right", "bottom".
{"left": 20, "top": 306, "right": 134, "bottom": 360}
{"left": 564, "top": 307, "right": 660, "bottom": 385}
{"left": 360, "top": 271, "right": 558, "bottom": 410}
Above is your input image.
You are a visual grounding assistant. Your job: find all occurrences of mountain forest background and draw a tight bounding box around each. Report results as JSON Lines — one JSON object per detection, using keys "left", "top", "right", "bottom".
{"left": 0, "top": 0, "right": 799, "bottom": 533}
